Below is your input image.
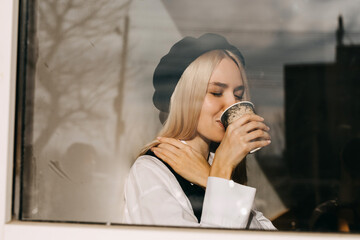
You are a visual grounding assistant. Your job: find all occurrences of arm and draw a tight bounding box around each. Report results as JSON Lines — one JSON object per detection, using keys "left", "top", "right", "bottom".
{"left": 210, "top": 114, "right": 271, "bottom": 179}
{"left": 202, "top": 177, "right": 256, "bottom": 228}
{"left": 151, "top": 138, "right": 210, "bottom": 188}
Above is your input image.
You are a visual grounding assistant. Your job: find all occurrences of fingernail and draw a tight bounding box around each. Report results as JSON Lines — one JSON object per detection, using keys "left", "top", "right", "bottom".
{"left": 267, "top": 140, "right": 271, "bottom": 144}
{"left": 157, "top": 136, "right": 162, "bottom": 140}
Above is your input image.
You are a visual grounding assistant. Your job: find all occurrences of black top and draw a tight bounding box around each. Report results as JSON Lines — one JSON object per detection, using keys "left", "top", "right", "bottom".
{"left": 145, "top": 150, "right": 205, "bottom": 222}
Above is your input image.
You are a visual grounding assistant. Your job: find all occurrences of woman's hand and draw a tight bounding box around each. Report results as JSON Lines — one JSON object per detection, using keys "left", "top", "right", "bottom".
{"left": 210, "top": 114, "right": 271, "bottom": 180}
{"left": 151, "top": 137, "right": 210, "bottom": 188}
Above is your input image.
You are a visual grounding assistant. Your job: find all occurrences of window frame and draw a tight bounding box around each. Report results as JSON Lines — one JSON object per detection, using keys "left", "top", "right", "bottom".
{"left": 0, "top": 1, "right": 359, "bottom": 239}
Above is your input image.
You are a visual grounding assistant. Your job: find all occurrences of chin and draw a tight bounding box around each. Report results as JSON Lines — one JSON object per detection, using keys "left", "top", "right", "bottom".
{"left": 209, "top": 133, "right": 224, "bottom": 143}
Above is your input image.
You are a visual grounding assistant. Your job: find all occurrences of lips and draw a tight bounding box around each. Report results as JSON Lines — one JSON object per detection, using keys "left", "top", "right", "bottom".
{"left": 216, "top": 120, "right": 224, "bottom": 129}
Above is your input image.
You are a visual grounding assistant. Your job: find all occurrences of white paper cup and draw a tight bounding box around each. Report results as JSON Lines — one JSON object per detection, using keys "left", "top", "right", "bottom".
{"left": 220, "top": 101, "right": 261, "bottom": 153}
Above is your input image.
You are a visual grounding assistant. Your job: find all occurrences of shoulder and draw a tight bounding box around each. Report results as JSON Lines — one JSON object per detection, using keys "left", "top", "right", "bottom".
{"left": 125, "top": 155, "right": 192, "bottom": 210}
{"left": 130, "top": 154, "right": 170, "bottom": 177}
{"left": 126, "top": 155, "right": 180, "bottom": 193}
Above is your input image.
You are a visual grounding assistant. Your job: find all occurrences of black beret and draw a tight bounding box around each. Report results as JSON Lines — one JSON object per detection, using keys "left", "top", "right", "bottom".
{"left": 153, "top": 33, "right": 245, "bottom": 113}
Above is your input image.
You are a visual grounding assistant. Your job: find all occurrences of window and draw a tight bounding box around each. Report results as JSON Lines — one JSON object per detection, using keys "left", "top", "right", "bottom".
{"left": 1, "top": 0, "right": 359, "bottom": 239}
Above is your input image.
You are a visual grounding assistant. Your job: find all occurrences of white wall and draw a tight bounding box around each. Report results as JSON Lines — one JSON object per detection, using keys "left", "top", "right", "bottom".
{"left": 0, "top": 0, "right": 18, "bottom": 228}
{"left": 1, "top": 0, "right": 359, "bottom": 239}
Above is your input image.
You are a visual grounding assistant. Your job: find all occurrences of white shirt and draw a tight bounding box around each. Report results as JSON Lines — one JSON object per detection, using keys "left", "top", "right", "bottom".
{"left": 123, "top": 154, "right": 276, "bottom": 229}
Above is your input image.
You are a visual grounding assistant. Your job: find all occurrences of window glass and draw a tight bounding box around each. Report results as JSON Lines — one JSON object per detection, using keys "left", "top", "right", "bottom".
{"left": 17, "top": 0, "right": 360, "bottom": 232}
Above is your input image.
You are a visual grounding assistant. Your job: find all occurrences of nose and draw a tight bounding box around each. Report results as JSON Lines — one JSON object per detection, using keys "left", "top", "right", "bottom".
{"left": 222, "top": 93, "right": 237, "bottom": 112}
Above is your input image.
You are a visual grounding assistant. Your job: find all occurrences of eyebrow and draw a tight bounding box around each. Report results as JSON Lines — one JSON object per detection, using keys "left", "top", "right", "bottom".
{"left": 209, "top": 82, "right": 228, "bottom": 88}
{"left": 209, "top": 82, "right": 245, "bottom": 91}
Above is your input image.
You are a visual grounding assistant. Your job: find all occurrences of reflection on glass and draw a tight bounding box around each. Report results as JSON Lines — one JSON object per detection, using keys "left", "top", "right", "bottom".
{"left": 284, "top": 16, "right": 360, "bottom": 231}
{"left": 18, "top": 0, "right": 360, "bottom": 233}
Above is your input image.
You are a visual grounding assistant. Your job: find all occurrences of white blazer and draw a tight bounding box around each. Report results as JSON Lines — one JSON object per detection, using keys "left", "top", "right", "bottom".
{"left": 123, "top": 153, "right": 276, "bottom": 229}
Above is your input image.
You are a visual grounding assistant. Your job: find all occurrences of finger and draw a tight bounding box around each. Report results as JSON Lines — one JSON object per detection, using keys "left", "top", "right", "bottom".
{"left": 151, "top": 147, "right": 178, "bottom": 166}
{"left": 242, "top": 121, "right": 270, "bottom": 133}
{"left": 244, "top": 129, "right": 271, "bottom": 142}
{"left": 156, "top": 143, "right": 181, "bottom": 157}
{"left": 247, "top": 139, "right": 271, "bottom": 152}
{"left": 228, "top": 114, "right": 264, "bottom": 128}
{"left": 157, "top": 137, "right": 187, "bottom": 149}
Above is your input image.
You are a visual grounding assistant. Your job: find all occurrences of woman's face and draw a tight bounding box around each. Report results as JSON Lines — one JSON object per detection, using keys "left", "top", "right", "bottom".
{"left": 196, "top": 57, "right": 245, "bottom": 143}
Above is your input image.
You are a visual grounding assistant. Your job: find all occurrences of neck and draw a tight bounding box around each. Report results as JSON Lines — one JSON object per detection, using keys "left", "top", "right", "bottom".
{"left": 185, "top": 134, "right": 210, "bottom": 159}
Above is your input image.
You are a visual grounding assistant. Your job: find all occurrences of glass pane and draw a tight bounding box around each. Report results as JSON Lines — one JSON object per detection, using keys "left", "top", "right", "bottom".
{"left": 21, "top": 0, "right": 160, "bottom": 223}
{"left": 18, "top": 0, "right": 360, "bottom": 233}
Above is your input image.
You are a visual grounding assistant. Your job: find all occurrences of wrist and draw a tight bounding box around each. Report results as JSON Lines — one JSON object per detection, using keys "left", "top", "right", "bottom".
{"left": 193, "top": 169, "right": 209, "bottom": 188}
{"left": 199, "top": 177, "right": 207, "bottom": 188}
{"left": 209, "top": 158, "right": 235, "bottom": 180}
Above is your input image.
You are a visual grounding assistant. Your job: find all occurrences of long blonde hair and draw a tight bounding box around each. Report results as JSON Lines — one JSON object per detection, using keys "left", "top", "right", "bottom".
{"left": 139, "top": 49, "right": 249, "bottom": 156}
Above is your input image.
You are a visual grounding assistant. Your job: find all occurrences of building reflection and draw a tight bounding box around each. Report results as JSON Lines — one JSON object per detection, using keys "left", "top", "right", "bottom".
{"left": 282, "top": 16, "right": 360, "bottom": 231}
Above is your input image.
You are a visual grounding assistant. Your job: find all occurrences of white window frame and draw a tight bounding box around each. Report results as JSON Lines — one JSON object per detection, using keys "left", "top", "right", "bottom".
{"left": 1, "top": 1, "right": 359, "bottom": 239}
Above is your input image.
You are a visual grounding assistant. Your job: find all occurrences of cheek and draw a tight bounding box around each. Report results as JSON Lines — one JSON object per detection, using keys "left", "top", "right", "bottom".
{"left": 197, "top": 98, "right": 216, "bottom": 130}
{"left": 201, "top": 97, "right": 221, "bottom": 115}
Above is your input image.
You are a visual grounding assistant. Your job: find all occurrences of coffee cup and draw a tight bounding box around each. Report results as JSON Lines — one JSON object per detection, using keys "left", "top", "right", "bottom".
{"left": 220, "top": 101, "right": 261, "bottom": 153}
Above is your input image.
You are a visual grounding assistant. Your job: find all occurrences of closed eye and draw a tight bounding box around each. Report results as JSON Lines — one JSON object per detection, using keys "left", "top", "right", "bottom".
{"left": 234, "top": 87, "right": 244, "bottom": 100}
{"left": 211, "top": 92, "right": 222, "bottom": 97}
{"left": 235, "top": 94, "right": 244, "bottom": 100}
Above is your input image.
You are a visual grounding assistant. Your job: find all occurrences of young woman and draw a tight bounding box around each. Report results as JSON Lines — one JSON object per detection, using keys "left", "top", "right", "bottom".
{"left": 123, "top": 33, "right": 275, "bottom": 229}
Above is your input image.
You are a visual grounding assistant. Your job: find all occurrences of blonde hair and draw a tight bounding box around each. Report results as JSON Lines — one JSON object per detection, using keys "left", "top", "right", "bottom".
{"left": 139, "top": 49, "right": 249, "bottom": 156}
